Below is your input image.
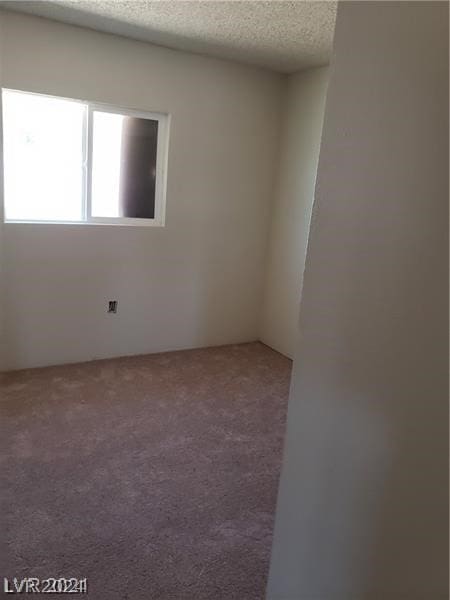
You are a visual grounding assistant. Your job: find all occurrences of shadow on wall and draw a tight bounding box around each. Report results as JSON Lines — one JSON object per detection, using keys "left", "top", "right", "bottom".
{"left": 330, "top": 174, "right": 448, "bottom": 597}
{"left": 291, "top": 190, "right": 449, "bottom": 598}
{"left": 269, "top": 166, "right": 449, "bottom": 599}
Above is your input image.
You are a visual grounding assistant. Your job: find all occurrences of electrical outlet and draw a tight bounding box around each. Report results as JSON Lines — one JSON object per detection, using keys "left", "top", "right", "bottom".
{"left": 108, "top": 300, "right": 118, "bottom": 314}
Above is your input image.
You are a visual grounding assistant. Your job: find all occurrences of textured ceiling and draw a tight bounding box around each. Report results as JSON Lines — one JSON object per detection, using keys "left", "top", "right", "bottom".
{"left": 0, "top": 1, "right": 337, "bottom": 73}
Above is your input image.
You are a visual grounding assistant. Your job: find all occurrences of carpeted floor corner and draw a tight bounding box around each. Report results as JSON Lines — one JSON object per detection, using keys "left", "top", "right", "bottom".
{"left": 1, "top": 342, "right": 291, "bottom": 599}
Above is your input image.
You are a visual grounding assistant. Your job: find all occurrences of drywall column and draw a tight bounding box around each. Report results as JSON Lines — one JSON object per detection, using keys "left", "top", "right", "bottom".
{"left": 0, "top": 14, "right": 5, "bottom": 371}
{"left": 267, "top": 2, "right": 448, "bottom": 599}
{"left": 260, "top": 67, "right": 328, "bottom": 359}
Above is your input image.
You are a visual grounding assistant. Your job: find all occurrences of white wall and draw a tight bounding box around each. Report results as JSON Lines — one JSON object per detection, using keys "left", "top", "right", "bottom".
{"left": 260, "top": 66, "right": 328, "bottom": 358}
{"left": 0, "top": 11, "right": 284, "bottom": 370}
{"left": 0, "top": 14, "right": 5, "bottom": 369}
{"left": 267, "top": 2, "right": 448, "bottom": 599}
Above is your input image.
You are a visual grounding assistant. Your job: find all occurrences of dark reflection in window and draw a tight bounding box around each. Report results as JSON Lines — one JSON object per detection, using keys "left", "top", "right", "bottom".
{"left": 119, "top": 117, "right": 158, "bottom": 219}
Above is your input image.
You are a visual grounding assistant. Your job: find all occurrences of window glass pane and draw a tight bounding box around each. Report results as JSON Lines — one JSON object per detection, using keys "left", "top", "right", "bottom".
{"left": 91, "top": 111, "right": 158, "bottom": 219}
{"left": 2, "top": 90, "right": 84, "bottom": 221}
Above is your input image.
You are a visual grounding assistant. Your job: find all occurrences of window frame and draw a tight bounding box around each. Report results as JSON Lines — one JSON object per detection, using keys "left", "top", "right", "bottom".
{"left": 1, "top": 88, "right": 170, "bottom": 227}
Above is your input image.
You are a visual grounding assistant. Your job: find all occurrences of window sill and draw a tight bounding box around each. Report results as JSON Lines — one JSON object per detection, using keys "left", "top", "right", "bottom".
{"left": 4, "top": 219, "right": 165, "bottom": 227}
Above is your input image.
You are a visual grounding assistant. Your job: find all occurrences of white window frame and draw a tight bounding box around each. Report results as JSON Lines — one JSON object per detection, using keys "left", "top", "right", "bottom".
{"left": 1, "top": 88, "right": 170, "bottom": 227}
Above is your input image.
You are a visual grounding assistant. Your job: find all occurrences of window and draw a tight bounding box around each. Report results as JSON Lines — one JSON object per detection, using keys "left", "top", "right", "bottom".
{"left": 1, "top": 89, "right": 169, "bottom": 226}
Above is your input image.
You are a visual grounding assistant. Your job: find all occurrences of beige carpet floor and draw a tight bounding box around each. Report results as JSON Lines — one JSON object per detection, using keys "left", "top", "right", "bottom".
{"left": 1, "top": 342, "right": 291, "bottom": 599}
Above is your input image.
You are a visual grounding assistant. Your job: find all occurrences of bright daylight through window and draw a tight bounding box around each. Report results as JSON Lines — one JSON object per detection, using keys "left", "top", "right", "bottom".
{"left": 2, "top": 89, "right": 169, "bottom": 225}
